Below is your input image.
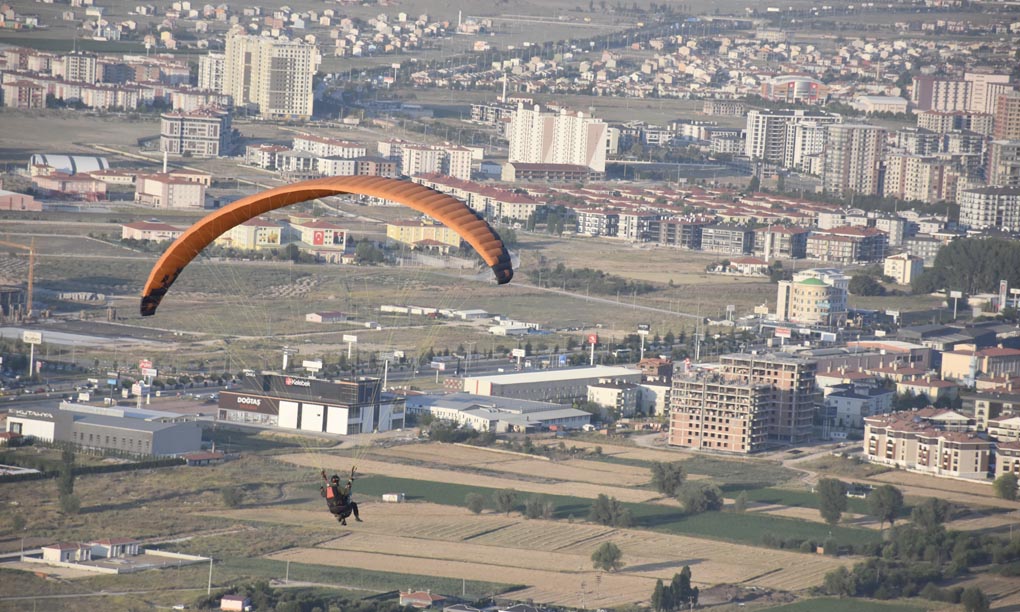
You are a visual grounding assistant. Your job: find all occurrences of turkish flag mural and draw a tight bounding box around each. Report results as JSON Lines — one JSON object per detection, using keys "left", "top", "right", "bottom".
{"left": 313, "top": 230, "right": 324, "bottom": 245}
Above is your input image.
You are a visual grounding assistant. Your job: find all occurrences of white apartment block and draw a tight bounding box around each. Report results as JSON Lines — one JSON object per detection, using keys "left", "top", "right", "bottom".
{"left": 959, "top": 186, "right": 1020, "bottom": 232}
{"left": 197, "top": 52, "right": 225, "bottom": 92}
{"left": 160, "top": 108, "right": 232, "bottom": 157}
{"left": 292, "top": 134, "right": 367, "bottom": 158}
{"left": 745, "top": 109, "right": 841, "bottom": 165}
{"left": 508, "top": 104, "right": 608, "bottom": 173}
{"left": 222, "top": 30, "right": 319, "bottom": 119}
{"left": 964, "top": 72, "right": 1014, "bottom": 114}
{"left": 134, "top": 174, "right": 206, "bottom": 209}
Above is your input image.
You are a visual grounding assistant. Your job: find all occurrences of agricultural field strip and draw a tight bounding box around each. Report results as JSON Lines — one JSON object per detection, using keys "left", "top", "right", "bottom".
{"left": 207, "top": 502, "right": 850, "bottom": 593}
{"left": 279, "top": 454, "right": 669, "bottom": 504}
{"left": 266, "top": 548, "right": 653, "bottom": 608}
{"left": 866, "top": 471, "right": 1020, "bottom": 511}
{"left": 370, "top": 443, "right": 653, "bottom": 486}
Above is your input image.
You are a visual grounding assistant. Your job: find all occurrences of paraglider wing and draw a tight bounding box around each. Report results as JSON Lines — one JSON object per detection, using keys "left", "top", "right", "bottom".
{"left": 140, "top": 176, "right": 513, "bottom": 317}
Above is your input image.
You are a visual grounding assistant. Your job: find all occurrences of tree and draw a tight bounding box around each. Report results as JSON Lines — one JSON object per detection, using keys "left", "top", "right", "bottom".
{"left": 524, "top": 496, "right": 552, "bottom": 519}
{"left": 912, "top": 497, "right": 951, "bottom": 532}
{"left": 466, "top": 493, "right": 485, "bottom": 514}
{"left": 651, "top": 579, "right": 666, "bottom": 611}
{"left": 849, "top": 274, "right": 886, "bottom": 296}
{"left": 748, "top": 175, "right": 760, "bottom": 193}
{"left": 961, "top": 586, "right": 990, "bottom": 612}
{"left": 492, "top": 488, "right": 518, "bottom": 515}
{"left": 867, "top": 485, "right": 904, "bottom": 529}
{"left": 993, "top": 473, "right": 1019, "bottom": 501}
{"left": 221, "top": 486, "right": 244, "bottom": 508}
{"left": 591, "top": 541, "right": 624, "bottom": 572}
{"left": 588, "top": 493, "right": 632, "bottom": 527}
{"left": 677, "top": 482, "right": 723, "bottom": 514}
{"left": 57, "top": 448, "right": 75, "bottom": 497}
{"left": 59, "top": 494, "right": 81, "bottom": 515}
{"left": 733, "top": 491, "right": 748, "bottom": 513}
{"left": 817, "top": 478, "right": 848, "bottom": 526}
{"left": 650, "top": 461, "right": 687, "bottom": 497}
{"left": 822, "top": 566, "right": 852, "bottom": 597}
{"left": 10, "top": 514, "right": 26, "bottom": 533}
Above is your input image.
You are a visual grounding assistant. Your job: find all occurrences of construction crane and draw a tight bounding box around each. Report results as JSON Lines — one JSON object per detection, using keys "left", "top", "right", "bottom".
{"left": 0, "top": 237, "right": 35, "bottom": 318}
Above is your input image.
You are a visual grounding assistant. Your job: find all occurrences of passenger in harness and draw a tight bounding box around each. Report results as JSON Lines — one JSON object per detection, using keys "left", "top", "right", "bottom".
{"left": 320, "top": 469, "right": 362, "bottom": 526}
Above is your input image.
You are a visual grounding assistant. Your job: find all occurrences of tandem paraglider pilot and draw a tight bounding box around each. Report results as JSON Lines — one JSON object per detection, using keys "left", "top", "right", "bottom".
{"left": 320, "top": 468, "right": 361, "bottom": 526}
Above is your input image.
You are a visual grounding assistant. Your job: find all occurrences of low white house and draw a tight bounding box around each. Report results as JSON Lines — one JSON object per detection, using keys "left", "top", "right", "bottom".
{"left": 42, "top": 543, "right": 92, "bottom": 563}
{"left": 89, "top": 538, "right": 140, "bottom": 558}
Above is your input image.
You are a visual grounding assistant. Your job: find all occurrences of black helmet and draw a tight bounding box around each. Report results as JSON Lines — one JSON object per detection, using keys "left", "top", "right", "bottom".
{"left": 330, "top": 474, "right": 340, "bottom": 482}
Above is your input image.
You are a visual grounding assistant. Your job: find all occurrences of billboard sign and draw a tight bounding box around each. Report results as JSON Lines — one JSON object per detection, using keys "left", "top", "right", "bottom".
{"left": 302, "top": 359, "right": 323, "bottom": 372}
{"left": 775, "top": 327, "right": 792, "bottom": 339}
{"left": 637, "top": 323, "right": 650, "bottom": 331}
{"left": 342, "top": 334, "right": 358, "bottom": 343}
{"left": 430, "top": 361, "right": 446, "bottom": 371}
{"left": 139, "top": 359, "right": 153, "bottom": 370}
{"left": 949, "top": 290, "right": 963, "bottom": 299}
{"left": 1000, "top": 280, "right": 1009, "bottom": 312}
{"left": 141, "top": 367, "right": 158, "bottom": 377}
{"left": 587, "top": 333, "right": 598, "bottom": 345}
{"left": 511, "top": 348, "right": 526, "bottom": 358}
{"left": 22, "top": 331, "right": 42, "bottom": 345}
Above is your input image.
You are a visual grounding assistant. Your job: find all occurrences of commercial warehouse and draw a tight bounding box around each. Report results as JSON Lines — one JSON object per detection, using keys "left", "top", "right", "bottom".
{"left": 5, "top": 403, "right": 201, "bottom": 456}
{"left": 405, "top": 392, "right": 592, "bottom": 433}
{"left": 461, "top": 366, "right": 642, "bottom": 403}
{"left": 217, "top": 371, "right": 404, "bottom": 434}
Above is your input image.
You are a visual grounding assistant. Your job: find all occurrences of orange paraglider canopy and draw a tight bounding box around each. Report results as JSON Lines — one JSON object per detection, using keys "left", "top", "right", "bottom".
{"left": 139, "top": 175, "right": 513, "bottom": 316}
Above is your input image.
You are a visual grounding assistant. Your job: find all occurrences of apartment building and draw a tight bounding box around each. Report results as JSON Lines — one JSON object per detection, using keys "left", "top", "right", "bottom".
{"left": 753, "top": 225, "right": 809, "bottom": 259}
{"left": 882, "top": 154, "right": 961, "bottom": 204}
{"left": 507, "top": 103, "right": 608, "bottom": 173}
{"left": 649, "top": 218, "right": 705, "bottom": 249}
{"left": 864, "top": 409, "right": 992, "bottom": 480}
{"left": 883, "top": 253, "right": 924, "bottom": 285}
{"left": 744, "top": 109, "right": 841, "bottom": 165}
{"left": 669, "top": 373, "right": 772, "bottom": 453}
{"left": 221, "top": 30, "right": 319, "bottom": 119}
{"left": 821, "top": 124, "right": 886, "bottom": 198}
{"left": 987, "top": 141, "right": 1020, "bottom": 188}
{"left": 700, "top": 224, "right": 753, "bottom": 255}
{"left": 959, "top": 186, "right": 1020, "bottom": 232}
{"left": 917, "top": 110, "right": 994, "bottom": 136}
{"left": 719, "top": 353, "right": 819, "bottom": 444}
{"left": 159, "top": 108, "right": 232, "bottom": 157}
{"left": 993, "top": 94, "right": 1020, "bottom": 140}
{"left": 197, "top": 52, "right": 225, "bottom": 92}
{"left": 293, "top": 135, "right": 367, "bottom": 159}
{"left": 575, "top": 208, "right": 620, "bottom": 237}
{"left": 134, "top": 173, "right": 206, "bottom": 209}
{"left": 941, "top": 345, "right": 1020, "bottom": 381}
{"left": 911, "top": 76, "right": 971, "bottom": 112}
{"left": 806, "top": 226, "right": 887, "bottom": 263}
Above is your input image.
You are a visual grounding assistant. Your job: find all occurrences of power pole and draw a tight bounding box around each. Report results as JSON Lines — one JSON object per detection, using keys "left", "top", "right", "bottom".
{"left": 207, "top": 557, "right": 213, "bottom": 594}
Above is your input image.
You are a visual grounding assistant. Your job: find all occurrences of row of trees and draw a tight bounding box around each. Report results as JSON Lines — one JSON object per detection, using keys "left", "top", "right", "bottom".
{"left": 821, "top": 493, "right": 1019, "bottom": 609}
{"left": 913, "top": 238, "right": 1020, "bottom": 295}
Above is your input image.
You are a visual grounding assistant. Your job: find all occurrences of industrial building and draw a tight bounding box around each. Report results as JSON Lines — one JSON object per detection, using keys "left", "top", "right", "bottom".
{"left": 405, "top": 393, "right": 591, "bottom": 432}
{"left": 217, "top": 371, "right": 404, "bottom": 434}
{"left": 461, "top": 366, "right": 642, "bottom": 403}
{"left": 5, "top": 402, "right": 202, "bottom": 456}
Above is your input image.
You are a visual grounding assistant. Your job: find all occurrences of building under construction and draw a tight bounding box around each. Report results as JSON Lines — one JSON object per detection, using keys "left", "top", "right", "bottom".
{"left": 0, "top": 285, "right": 27, "bottom": 319}
{"left": 668, "top": 353, "right": 819, "bottom": 453}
